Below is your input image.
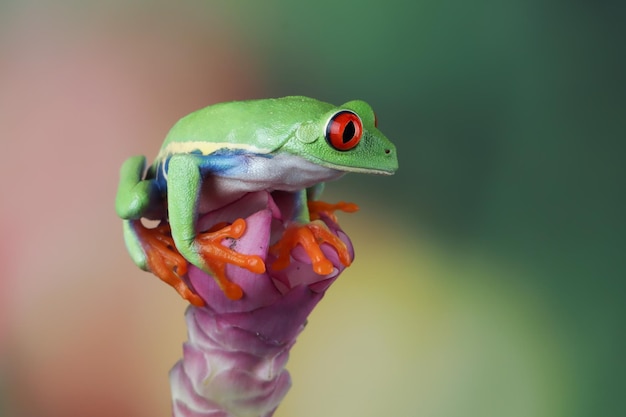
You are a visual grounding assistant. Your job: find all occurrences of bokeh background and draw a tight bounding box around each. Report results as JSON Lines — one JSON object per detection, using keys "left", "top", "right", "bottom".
{"left": 0, "top": 1, "right": 623, "bottom": 416}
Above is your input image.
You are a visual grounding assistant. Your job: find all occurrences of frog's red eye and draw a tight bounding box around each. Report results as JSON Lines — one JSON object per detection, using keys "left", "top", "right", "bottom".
{"left": 325, "top": 110, "right": 362, "bottom": 151}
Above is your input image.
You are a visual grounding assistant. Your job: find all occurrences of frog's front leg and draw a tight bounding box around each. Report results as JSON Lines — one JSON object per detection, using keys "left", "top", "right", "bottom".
{"left": 304, "top": 183, "right": 359, "bottom": 222}
{"left": 270, "top": 188, "right": 356, "bottom": 275}
{"left": 166, "top": 154, "right": 266, "bottom": 300}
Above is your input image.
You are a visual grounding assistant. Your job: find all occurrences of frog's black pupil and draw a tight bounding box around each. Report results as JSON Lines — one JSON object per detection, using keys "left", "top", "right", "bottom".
{"left": 343, "top": 121, "right": 355, "bottom": 143}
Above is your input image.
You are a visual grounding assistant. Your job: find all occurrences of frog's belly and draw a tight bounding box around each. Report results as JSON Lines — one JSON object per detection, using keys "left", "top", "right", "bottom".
{"left": 197, "top": 153, "right": 344, "bottom": 213}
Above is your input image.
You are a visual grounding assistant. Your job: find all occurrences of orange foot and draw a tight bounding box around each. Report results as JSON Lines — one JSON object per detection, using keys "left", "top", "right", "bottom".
{"left": 270, "top": 221, "right": 352, "bottom": 275}
{"left": 136, "top": 222, "right": 205, "bottom": 307}
{"left": 308, "top": 200, "right": 359, "bottom": 222}
{"left": 195, "top": 218, "right": 266, "bottom": 300}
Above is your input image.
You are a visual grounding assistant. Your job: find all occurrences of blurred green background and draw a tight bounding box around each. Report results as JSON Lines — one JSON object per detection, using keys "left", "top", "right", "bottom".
{"left": 0, "top": 1, "right": 623, "bottom": 416}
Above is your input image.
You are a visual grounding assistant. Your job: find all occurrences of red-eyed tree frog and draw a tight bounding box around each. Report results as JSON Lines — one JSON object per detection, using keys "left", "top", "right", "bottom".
{"left": 115, "top": 96, "right": 398, "bottom": 306}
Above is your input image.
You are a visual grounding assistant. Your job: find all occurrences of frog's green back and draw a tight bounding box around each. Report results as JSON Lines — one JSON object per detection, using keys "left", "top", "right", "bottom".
{"left": 158, "top": 96, "right": 334, "bottom": 158}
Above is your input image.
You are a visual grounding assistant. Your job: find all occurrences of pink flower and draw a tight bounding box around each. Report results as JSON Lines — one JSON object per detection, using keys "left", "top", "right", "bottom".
{"left": 169, "top": 191, "right": 354, "bottom": 417}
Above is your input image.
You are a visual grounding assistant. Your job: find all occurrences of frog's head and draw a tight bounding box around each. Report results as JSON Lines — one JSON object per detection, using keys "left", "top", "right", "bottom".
{"left": 284, "top": 100, "right": 398, "bottom": 175}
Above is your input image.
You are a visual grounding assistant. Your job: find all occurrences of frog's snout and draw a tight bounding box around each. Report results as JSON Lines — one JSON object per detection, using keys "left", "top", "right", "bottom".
{"left": 382, "top": 145, "right": 399, "bottom": 174}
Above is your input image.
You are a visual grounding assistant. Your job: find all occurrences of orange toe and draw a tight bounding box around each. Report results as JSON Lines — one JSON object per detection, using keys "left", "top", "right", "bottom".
{"left": 270, "top": 221, "right": 351, "bottom": 275}
{"left": 308, "top": 200, "right": 359, "bottom": 222}
{"left": 195, "top": 218, "right": 267, "bottom": 300}
{"left": 136, "top": 222, "right": 205, "bottom": 307}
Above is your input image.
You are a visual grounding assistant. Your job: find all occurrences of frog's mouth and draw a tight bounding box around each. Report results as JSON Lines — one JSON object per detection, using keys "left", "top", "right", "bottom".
{"left": 299, "top": 146, "right": 398, "bottom": 176}
{"left": 337, "top": 165, "right": 396, "bottom": 175}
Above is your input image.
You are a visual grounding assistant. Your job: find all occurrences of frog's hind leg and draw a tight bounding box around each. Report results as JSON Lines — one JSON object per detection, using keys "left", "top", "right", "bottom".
{"left": 123, "top": 219, "right": 205, "bottom": 307}
{"left": 115, "top": 155, "right": 163, "bottom": 220}
{"left": 116, "top": 155, "right": 204, "bottom": 306}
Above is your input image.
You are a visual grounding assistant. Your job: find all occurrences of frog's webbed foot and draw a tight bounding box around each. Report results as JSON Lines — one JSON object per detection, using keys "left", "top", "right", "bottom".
{"left": 270, "top": 220, "right": 352, "bottom": 275}
{"left": 135, "top": 222, "right": 205, "bottom": 307}
{"left": 194, "top": 219, "right": 266, "bottom": 300}
{"left": 307, "top": 200, "right": 359, "bottom": 222}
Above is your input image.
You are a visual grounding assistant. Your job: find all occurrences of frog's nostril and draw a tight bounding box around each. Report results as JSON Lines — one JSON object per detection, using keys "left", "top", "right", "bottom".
{"left": 384, "top": 149, "right": 391, "bottom": 155}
